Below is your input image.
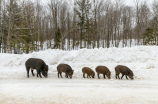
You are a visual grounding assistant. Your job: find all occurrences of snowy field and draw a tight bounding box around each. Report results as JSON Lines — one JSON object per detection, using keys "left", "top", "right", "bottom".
{"left": 0, "top": 46, "right": 158, "bottom": 104}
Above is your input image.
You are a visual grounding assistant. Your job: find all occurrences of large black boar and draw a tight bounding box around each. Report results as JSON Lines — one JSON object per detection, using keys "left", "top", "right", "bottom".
{"left": 95, "top": 66, "right": 111, "bottom": 79}
{"left": 57, "top": 64, "right": 74, "bottom": 79}
{"left": 82, "top": 67, "right": 95, "bottom": 78}
{"left": 25, "top": 58, "right": 49, "bottom": 78}
{"left": 115, "top": 65, "right": 134, "bottom": 80}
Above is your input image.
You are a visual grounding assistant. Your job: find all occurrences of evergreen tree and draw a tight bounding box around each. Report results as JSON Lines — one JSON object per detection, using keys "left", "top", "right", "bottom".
{"left": 54, "top": 27, "right": 61, "bottom": 49}
{"left": 142, "top": 28, "right": 156, "bottom": 45}
{"left": 74, "top": 0, "right": 91, "bottom": 48}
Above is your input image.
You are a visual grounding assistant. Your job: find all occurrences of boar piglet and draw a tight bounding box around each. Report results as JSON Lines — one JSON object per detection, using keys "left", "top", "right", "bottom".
{"left": 82, "top": 67, "right": 95, "bottom": 78}
{"left": 115, "top": 65, "right": 134, "bottom": 80}
{"left": 95, "top": 66, "right": 111, "bottom": 79}
{"left": 57, "top": 64, "right": 74, "bottom": 79}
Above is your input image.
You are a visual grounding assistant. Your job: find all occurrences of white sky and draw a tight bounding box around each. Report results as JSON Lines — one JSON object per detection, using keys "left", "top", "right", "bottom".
{"left": 122, "top": 0, "right": 154, "bottom": 6}
{"left": 41, "top": 0, "right": 155, "bottom": 7}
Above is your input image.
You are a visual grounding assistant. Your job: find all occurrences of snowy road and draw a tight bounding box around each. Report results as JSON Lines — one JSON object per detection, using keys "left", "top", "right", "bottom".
{"left": 0, "top": 78, "right": 158, "bottom": 104}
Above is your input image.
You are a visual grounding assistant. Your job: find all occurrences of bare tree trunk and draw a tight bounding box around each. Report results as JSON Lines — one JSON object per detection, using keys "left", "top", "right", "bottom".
{"left": 7, "top": 0, "right": 15, "bottom": 53}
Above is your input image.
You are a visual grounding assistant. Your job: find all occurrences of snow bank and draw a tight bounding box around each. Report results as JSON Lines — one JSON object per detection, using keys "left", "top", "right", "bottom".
{"left": 0, "top": 46, "right": 158, "bottom": 80}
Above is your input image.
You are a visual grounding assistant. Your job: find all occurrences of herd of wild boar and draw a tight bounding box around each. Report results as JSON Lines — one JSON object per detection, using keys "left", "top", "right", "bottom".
{"left": 25, "top": 58, "right": 134, "bottom": 80}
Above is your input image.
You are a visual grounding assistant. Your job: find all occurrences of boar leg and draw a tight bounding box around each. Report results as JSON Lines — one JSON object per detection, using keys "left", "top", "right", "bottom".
{"left": 31, "top": 70, "right": 35, "bottom": 76}
{"left": 57, "top": 72, "right": 59, "bottom": 78}
{"left": 116, "top": 73, "right": 120, "bottom": 79}
{"left": 83, "top": 73, "right": 85, "bottom": 78}
{"left": 36, "top": 70, "right": 39, "bottom": 77}
{"left": 65, "top": 73, "right": 68, "bottom": 78}
{"left": 37, "top": 71, "right": 39, "bottom": 77}
{"left": 60, "top": 73, "right": 62, "bottom": 78}
{"left": 121, "top": 74, "right": 124, "bottom": 79}
{"left": 103, "top": 74, "right": 106, "bottom": 79}
{"left": 89, "top": 75, "right": 91, "bottom": 78}
{"left": 39, "top": 73, "right": 42, "bottom": 78}
{"left": 97, "top": 73, "right": 100, "bottom": 79}
{"left": 39, "top": 72, "right": 42, "bottom": 78}
{"left": 26, "top": 66, "right": 30, "bottom": 78}
{"left": 65, "top": 74, "right": 68, "bottom": 78}
{"left": 118, "top": 74, "right": 120, "bottom": 79}
{"left": 126, "top": 75, "right": 128, "bottom": 79}
{"left": 37, "top": 70, "right": 42, "bottom": 78}
{"left": 115, "top": 74, "right": 117, "bottom": 79}
{"left": 27, "top": 70, "right": 30, "bottom": 78}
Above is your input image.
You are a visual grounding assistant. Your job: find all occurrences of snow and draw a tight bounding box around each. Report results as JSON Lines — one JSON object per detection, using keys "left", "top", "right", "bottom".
{"left": 0, "top": 46, "right": 158, "bottom": 104}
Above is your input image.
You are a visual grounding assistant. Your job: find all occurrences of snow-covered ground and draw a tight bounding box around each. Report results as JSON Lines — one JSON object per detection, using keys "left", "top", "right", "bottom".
{"left": 0, "top": 46, "right": 158, "bottom": 104}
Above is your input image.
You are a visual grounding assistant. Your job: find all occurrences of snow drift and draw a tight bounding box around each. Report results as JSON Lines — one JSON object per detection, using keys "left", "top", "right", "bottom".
{"left": 0, "top": 46, "right": 158, "bottom": 80}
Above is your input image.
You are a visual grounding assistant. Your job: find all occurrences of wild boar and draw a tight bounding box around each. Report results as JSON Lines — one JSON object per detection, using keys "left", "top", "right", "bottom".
{"left": 25, "top": 58, "right": 49, "bottom": 78}
{"left": 95, "top": 66, "right": 111, "bottom": 79}
{"left": 115, "top": 65, "right": 134, "bottom": 80}
{"left": 57, "top": 64, "right": 74, "bottom": 79}
{"left": 82, "top": 67, "right": 95, "bottom": 78}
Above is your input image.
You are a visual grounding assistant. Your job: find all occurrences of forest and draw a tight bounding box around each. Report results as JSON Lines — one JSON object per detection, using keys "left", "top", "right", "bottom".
{"left": 0, "top": 0, "right": 158, "bottom": 53}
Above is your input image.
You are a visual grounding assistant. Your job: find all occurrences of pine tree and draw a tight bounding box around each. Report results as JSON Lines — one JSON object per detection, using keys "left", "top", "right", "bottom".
{"left": 142, "top": 28, "right": 156, "bottom": 45}
{"left": 74, "top": 0, "right": 91, "bottom": 48}
{"left": 54, "top": 27, "right": 61, "bottom": 49}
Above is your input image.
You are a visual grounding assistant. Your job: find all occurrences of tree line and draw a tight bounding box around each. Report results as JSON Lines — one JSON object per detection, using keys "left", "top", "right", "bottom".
{"left": 0, "top": 0, "right": 158, "bottom": 54}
